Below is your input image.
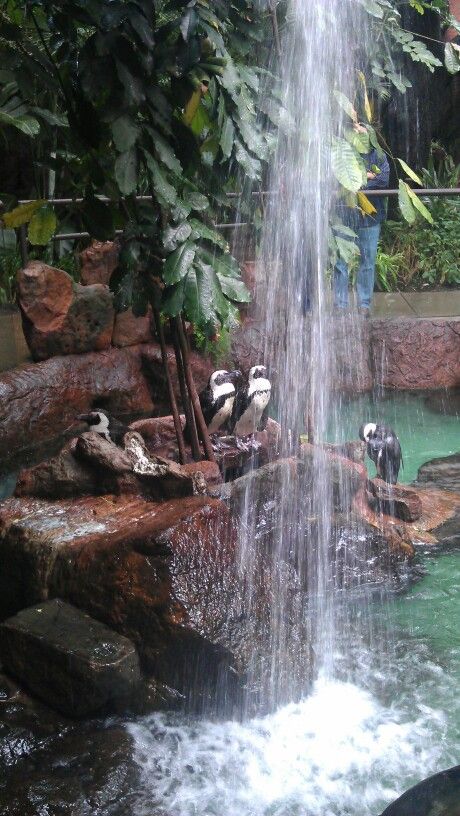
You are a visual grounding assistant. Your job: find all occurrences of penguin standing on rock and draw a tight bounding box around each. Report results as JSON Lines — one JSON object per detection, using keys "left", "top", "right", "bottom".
{"left": 187, "top": 369, "right": 241, "bottom": 446}
{"left": 359, "top": 422, "right": 403, "bottom": 485}
{"left": 229, "top": 365, "right": 271, "bottom": 449}
{"left": 77, "top": 410, "right": 129, "bottom": 446}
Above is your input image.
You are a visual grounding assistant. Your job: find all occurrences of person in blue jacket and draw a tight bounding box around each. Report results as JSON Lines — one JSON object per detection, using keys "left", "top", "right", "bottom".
{"left": 333, "top": 123, "right": 390, "bottom": 315}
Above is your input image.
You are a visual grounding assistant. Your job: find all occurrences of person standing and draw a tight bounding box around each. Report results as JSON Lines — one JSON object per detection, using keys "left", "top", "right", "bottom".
{"left": 333, "top": 124, "right": 390, "bottom": 315}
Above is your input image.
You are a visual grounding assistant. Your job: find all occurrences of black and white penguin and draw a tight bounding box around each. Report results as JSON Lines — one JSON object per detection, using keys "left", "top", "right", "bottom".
{"left": 77, "top": 410, "right": 129, "bottom": 446}
{"left": 198, "top": 369, "right": 242, "bottom": 434}
{"left": 359, "top": 422, "right": 403, "bottom": 485}
{"left": 229, "top": 365, "right": 271, "bottom": 443}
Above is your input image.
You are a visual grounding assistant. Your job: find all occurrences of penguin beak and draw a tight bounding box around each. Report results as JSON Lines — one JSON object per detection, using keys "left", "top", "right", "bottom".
{"left": 228, "top": 370, "right": 243, "bottom": 383}
{"left": 77, "top": 413, "right": 91, "bottom": 423}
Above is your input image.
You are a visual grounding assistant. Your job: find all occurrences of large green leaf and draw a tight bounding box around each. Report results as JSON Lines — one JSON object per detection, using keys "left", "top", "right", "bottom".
{"left": 445, "top": 42, "right": 460, "bottom": 75}
{"left": 331, "top": 137, "right": 366, "bottom": 193}
{"left": 217, "top": 274, "right": 251, "bottom": 303}
{"left": 145, "top": 155, "right": 178, "bottom": 207}
{"left": 189, "top": 218, "right": 228, "bottom": 251}
{"left": 28, "top": 204, "right": 57, "bottom": 245}
{"left": 398, "top": 180, "right": 416, "bottom": 224}
{"left": 0, "top": 110, "right": 40, "bottom": 136}
{"left": 112, "top": 116, "right": 139, "bottom": 151}
{"left": 184, "top": 263, "right": 214, "bottom": 326}
{"left": 3, "top": 199, "right": 45, "bottom": 228}
{"left": 333, "top": 91, "right": 358, "bottom": 122}
{"left": 162, "top": 221, "right": 192, "bottom": 253}
{"left": 219, "top": 113, "right": 234, "bottom": 159}
{"left": 407, "top": 186, "right": 434, "bottom": 224}
{"left": 148, "top": 128, "right": 182, "bottom": 175}
{"left": 162, "top": 278, "right": 187, "bottom": 317}
{"left": 115, "top": 148, "right": 138, "bottom": 195}
{"left": 397, "top": 158, "right": 422, "bottom": 186}
{"left": 235, "top": 139, "right": 261, "bottom": 180}
{"left": 163, "top": 241, "right": 196, "bottom": 285}
{"left": 183, "top": 190, "right": 209, "bottom": 212}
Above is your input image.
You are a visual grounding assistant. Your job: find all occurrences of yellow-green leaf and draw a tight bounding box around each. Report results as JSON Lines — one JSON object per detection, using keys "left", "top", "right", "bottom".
{"left": 184, "top": 88, "right": 202, "bottom": 126}
{"left": 3, "top": 199, "right": 46, "bottom": 228}
{"left": 331, "top": 137, "right": 365, "bottom": 193}
{"left": 406, "top": 186, "right": 434, "bottom": 224}
{"left": 397, "top": 158, "right": 422, "bottom": 185}
{"left": 398, "top": 180, "right": 416, "bottom": 224}
{"left": 28, "top": 204, "right": 57, "bottom": 245}
{"left": 358, "top": 71, "right": 372, "bottom": 122}
{"left": 357, "top": 192, "right": 377, "bottom": 215}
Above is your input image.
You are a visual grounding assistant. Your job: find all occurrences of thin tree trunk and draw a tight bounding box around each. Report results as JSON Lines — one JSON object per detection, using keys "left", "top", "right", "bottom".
{"left": 152, "top": 308, "right": 187, "bottom": 465}
{"left": 170, "top": 318, "right": 202, "bottom": 462}
{"left": 175, "top": 317, "right": 216, "bottom": 462}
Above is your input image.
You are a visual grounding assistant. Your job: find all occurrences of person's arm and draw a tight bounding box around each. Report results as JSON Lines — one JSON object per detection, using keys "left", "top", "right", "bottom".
{"left": 365, "top": 152, "right": 390, "bottom": 190}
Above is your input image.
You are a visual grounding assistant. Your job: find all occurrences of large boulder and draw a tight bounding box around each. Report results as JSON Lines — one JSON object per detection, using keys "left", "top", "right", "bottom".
{"left": 17, "top": 261, "right": 114, "bottom": 361}
{"left": 79, "top": 240, "right": 119, "bottom": 286}
{"left": 0, "top": 599, "right": 141, "bottom": 717}
{"left": 367, "top": 479, "right": 423, "bottom": 522}
{"left": 0, "top": 493, "right": 241, "bottom": 707}
{"left": 0, "top": 345, "right": 155, "bottom": 463}
{"left": 416, "top": 452, "right": 460, "bottom": 493}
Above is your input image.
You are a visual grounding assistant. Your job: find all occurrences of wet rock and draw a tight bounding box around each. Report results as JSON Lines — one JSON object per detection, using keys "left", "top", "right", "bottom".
{"left": 379, "top": 764, "right": 460, "bottom": 816}
{"left": 371, "top": 317, "right": 460, "bottom": 390}
{"left": 332, "top": 514, "right": 415, "bottom": 590}
{"left": 0, "top": 494, "right": 240, "bottom": 707}
{"left": 79, "top": 240, "right": 119, "bottom": 286}
{"left": 416, "top": 452, "right": 460, "bottom": 493}
{"left": 353, "top": 482, "right": 459, "bottom": 550}
{"left": 331, "top": 312, "right": 373, "bottom": 393}
{"left": 17, "top": 261, "right": 114, "bottom": 361}
{"left": 367, "top": 479, "right": 423, "bottom": 522}
{"left": 131, "top": 414, "right": 281, "bottom": 473}
{"left": 15, "top": 448, "right": 100, "bottom": 499}
{"left": 300, "top": 442, "right": 367, "bottom": 511}
{"left": 0, "top": 345, "right": 155, "bottom": 462}
{"left": 112, "top": 307, "right": 153, "bottom": 347}
{"left": 75, "top": 432, "right": 133, "bottom": 474}
{"left": 0, "top": 724, "right": 140, "bottom": 816}
{"left": 0, "top": 599, "right": 141, "bottom": 717}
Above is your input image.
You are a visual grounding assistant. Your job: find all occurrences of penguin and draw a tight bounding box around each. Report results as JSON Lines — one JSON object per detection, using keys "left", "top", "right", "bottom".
{"left": 77, "top": 410, "right": 129, "bottom": 446}
{"left": 184, "top": 370, "right": 241, "bottom": 448}
{"left": 359, "top": 422, "right": 403, "bottom": 485}
{"left": 229, "top": 365, "right": 271, "bottom": 444}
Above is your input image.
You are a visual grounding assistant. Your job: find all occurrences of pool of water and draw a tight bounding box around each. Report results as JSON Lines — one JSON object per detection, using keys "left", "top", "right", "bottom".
{"left": 0, "top": 390, "right": 458, "bottom": 815}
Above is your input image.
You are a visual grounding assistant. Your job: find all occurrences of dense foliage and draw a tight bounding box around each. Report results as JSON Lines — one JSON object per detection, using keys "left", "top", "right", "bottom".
{"left": 0, "top": 0, "right": 459, "bottom": 313}
{"left": 0, "top": 0, "right": 280, "bottom": 331}
{"left": 377, "top": 146, "right": 460, "bottom": 289}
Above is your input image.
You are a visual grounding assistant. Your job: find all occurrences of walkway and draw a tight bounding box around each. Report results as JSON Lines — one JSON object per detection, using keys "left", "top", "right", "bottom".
{"left": 373, "top": 290, "right": 460, "bottom": 318}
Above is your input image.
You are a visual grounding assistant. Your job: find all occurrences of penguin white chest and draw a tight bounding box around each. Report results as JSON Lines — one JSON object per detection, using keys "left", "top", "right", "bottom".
{"left": 235, "top": 389, "right": 270, "bottom": 436}
{"left": 208, "top": 394, "right": 234, "bottom": 433}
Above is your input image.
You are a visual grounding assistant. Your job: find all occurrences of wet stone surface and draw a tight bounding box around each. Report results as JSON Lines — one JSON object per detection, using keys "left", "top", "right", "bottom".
{"left": 0, "top": 600, "right": 141, "bottom": 718}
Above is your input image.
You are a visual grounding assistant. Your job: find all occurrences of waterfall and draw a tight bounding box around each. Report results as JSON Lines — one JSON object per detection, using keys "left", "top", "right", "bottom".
{"left": 235, "top": 0, "right": 372, "bottom": 713}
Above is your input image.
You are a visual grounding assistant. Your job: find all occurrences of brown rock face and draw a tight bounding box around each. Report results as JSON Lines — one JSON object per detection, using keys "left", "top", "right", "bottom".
{"left": 367, "top": 479, "right": 423, "bottom": 522}
{"left": 0, "top": 599, "right": 141, "bottom": 717}
{"left": 112, "top": 307, "right": 153, "bottom": 347}
{"left": 17, "top": 261, "right": 114, "bottom": 361}
{"left": 0, "top": 494, "right": 240, "bottom": 705}
{"left": 371, "top": 317, "right": 460, "bottom": 390}
{"left": 79, "top": 240, "right": 119, "bottom": 286}
{"left": 0, "top": 345, "right": 155, "bottom": 463}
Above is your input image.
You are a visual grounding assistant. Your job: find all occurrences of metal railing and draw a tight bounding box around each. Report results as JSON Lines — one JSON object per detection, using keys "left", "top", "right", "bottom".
{"left": 9, "top": 187, "right": 460, "bottom": 264}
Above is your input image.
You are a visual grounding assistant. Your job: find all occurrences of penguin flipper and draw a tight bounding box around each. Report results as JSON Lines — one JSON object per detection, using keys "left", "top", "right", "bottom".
{"left": 229, "top": 386, "right": 250, "bottom": 434}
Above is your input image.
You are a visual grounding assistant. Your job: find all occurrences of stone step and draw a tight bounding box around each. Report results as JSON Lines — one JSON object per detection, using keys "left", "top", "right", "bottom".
{"left": 0, "top": 599, "right": 141, "bottom": 717}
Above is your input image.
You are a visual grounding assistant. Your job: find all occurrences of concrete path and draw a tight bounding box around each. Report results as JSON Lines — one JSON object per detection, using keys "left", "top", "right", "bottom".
{"left": 373, "top": 290, "right": 460, "bottom": 318}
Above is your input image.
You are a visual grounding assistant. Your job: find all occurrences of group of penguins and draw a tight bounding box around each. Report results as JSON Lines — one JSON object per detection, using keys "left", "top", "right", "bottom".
{"left": 78, "top": 365, "right": 403, "bottom": 484}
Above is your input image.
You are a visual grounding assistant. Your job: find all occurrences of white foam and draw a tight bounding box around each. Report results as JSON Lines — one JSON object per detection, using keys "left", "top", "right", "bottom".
{"left": 128, "top": 676, "right": 448, "bottom": 816}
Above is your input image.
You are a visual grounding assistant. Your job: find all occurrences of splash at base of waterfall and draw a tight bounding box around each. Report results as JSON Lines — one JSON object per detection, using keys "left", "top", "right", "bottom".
{"left": 129, "top": 656, "right": 455, "bottom": 816}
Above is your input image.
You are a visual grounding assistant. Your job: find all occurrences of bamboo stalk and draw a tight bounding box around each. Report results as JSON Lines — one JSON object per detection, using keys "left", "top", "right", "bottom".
{"left": 170, "top": 319, "right": 202, "bottom": 462}
{"left": 152, "top": 308, "right": 187, "bottom": 465}
{"left": 175, "top": 317, "right": 216, "bottom": 463}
